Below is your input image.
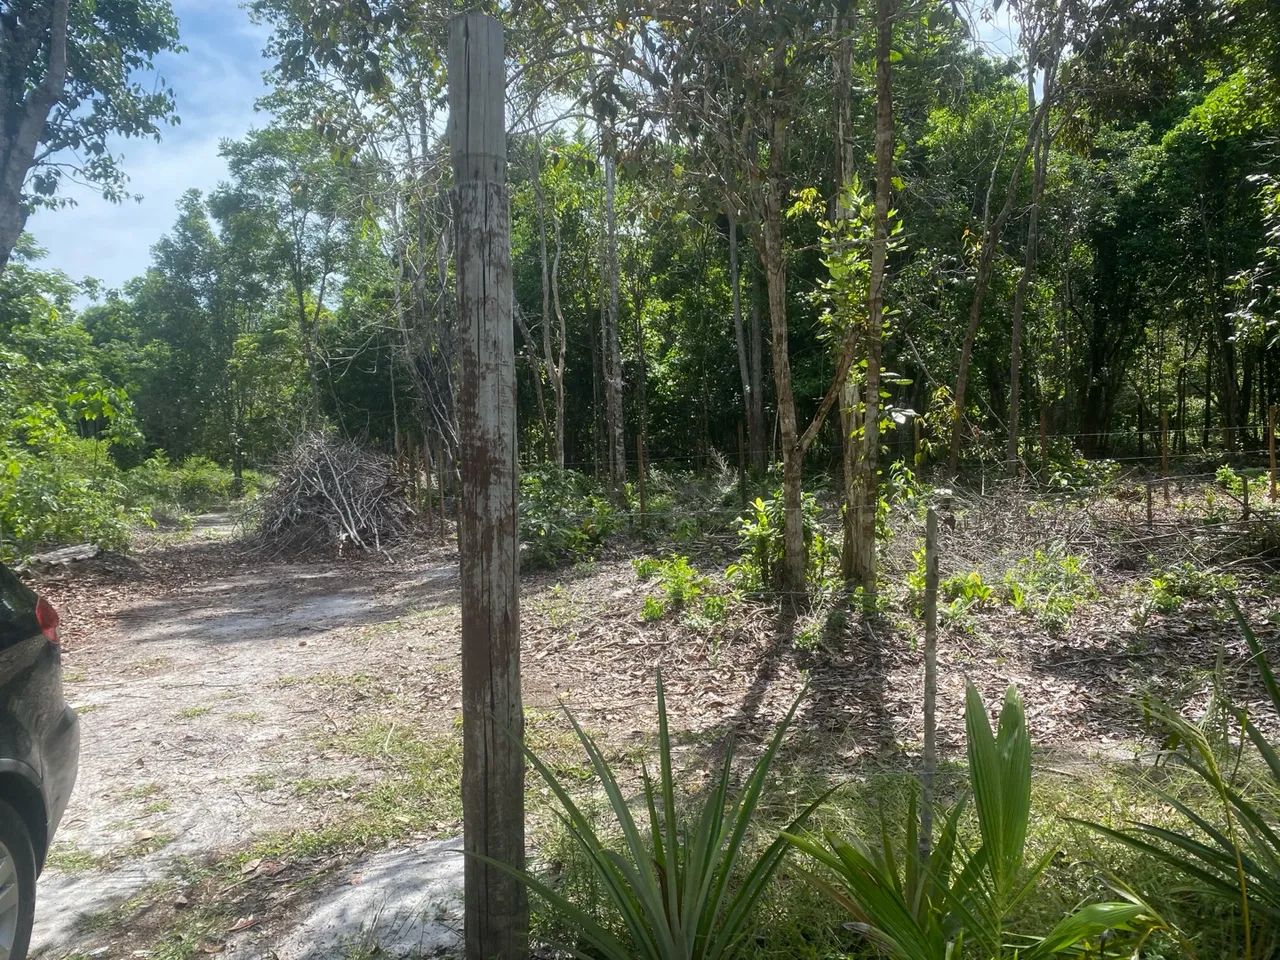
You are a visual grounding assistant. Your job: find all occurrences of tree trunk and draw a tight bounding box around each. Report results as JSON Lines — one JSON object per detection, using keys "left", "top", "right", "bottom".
{"left": 447, "top": 16, "right": 527, "bottom": 959}
{"left": 833, "top": 7, "right": 862, "bottom": 590}
{"left": 851, "top": 0, "right": 894, "bottom": 597}
{"left": 728, "top": 212, "right": 764, "bottom": 475}
{"left": 760, "top": 147, "right": 806, "bottom": 596}
{"left": 0, "top": 0, "right": 70, "bottom": 274}
{"left": 548, "top": 212, "right": 568, "bottom": 468}
{"left": 949, "top": 12, "right": 1064, "bottom": 473}
{"left": 749, "top": 268, "right": 767, "bottom": 471}
{"left": 600, "top": 134, "right": 626, "bottom": 492}
{"left": 1007, "top": 57, "right": 1053, "bottom": 471}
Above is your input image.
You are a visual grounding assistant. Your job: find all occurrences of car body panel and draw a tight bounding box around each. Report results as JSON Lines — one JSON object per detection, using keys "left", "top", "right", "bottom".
{"left": 0, "top": 564, "right": 80, "bottom": 867}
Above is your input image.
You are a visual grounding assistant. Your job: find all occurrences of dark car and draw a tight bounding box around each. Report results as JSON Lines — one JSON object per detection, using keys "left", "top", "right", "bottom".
{"left": 0, "top": 562, "right": 79, "bottom": 960}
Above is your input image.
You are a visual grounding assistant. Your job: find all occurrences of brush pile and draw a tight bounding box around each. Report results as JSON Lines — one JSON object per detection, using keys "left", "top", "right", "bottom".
{"left": 250, "top": 433, "right": 414, "bottom": 556}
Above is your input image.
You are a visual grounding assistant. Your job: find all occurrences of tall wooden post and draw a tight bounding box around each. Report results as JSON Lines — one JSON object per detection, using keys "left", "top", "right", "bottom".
{"left": 1038, "top": 404, "right": 1048, "bottom": 471}
{"left": 920, "top": 506, "right": 940, "bottom": 862}
{"left": 1269, "top": 404, "right": 1277, "bottom": 501}
{"left": 636, "top": 432, "right": 647, "bottom": 530}
{"left": 448, "top": 14, "right": 527, "bottom": 959}
{"left": 1160, "top": 409, "right": 1170, "bottom": 504}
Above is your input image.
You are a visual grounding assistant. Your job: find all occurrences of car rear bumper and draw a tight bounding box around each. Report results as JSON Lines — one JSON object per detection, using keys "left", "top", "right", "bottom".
{"left": 41, "top": 704, "right": 78, "bottom": 842}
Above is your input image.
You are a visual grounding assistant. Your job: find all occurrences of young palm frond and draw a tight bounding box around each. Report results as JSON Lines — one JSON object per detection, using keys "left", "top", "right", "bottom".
{"left": 488, "top": 676, "right": 829, "bottom": 960}
{"left": 787, "top": 683, "right": 1152, "bottom": 959}
{"left": 1079, "top": 598, "right": 1280, "bottom": 958}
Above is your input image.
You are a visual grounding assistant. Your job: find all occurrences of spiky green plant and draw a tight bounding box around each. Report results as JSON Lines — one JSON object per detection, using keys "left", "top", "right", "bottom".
{"left": 785, "top": 683, "right": 1152, "bottom": 959}
{"left": 1079, "top": 598, "right": 1280, "bottom": 959}
{"left": 494, "top": 677, "right": 829, "bottom": 960}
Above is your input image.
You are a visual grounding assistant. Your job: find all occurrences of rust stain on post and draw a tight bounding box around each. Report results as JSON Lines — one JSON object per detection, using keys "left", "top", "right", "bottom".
{"left": 448, "top": 13, "right": 527, "bottom": 960}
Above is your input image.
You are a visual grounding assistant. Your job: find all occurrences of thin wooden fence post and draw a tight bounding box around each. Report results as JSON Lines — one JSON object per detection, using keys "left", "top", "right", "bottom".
{"left": 1270, "top": 404, "right": 1277, "bottom": 501}
{"left": 913, "top": 416, "right": 923, "bottom": 469}
{"left": 1243, "top": 470, "right": 1251, "bottom": 520}
{"left": 1161, "top": 410, "right": 1170, "bottom": 504}
{"left": 1146, "top": 481, "right": 1153, "bottom": 529}
{"left": 1038, "top": 404, "right": 1048, "bottom": 471}
{"left": 636, "top": 433, "right": 647, "bottom": 531}
{"left": 920, "top": 506, "right": 940, "bottom": 862}
{"left": 448, "top": 14, "right": 527, "bottom": 959}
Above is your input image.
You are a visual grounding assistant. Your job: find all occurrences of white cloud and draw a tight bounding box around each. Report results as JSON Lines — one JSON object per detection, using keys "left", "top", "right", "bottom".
{"left": 25, "top": 0, "right": 272, "bottom": 295}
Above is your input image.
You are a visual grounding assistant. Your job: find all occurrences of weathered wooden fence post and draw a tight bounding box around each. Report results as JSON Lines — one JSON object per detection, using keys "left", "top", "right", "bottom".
{"left": 448, "top": 13, "right": 527, "bottom": 959}
{"left": 919, "top": 506, "right": 940, "bottom": 862}
{"left": 636, "top": 432, "right": 647, "bottom": 530}
{"left": 1270, "top": 404, "right": 1277, "bottom": 501}
{"left": 1161, "top": 410, "right": 1170, "bottom": 504}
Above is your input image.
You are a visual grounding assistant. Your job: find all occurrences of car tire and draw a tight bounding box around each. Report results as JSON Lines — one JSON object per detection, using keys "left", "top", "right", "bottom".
{"left": 0, "top": 798, "right": 35, "bottom": 960}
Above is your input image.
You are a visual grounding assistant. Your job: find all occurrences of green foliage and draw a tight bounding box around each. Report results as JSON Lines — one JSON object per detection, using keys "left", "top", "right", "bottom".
{"left": 125, "top": 454, "right": 263, "bottom": 515}
{"left": 633, "top": 554, "right": 731, "bottom": 625}
{"left": 1079, "top": 600, "right": 1280, "bottom": 949}
{"left": 878, "top": 460, "right": 924, "bottom": 539}
{"left": 494, "top": 678, "right": 826, "bottom": 960}
{"left": 1144, "top": 561, "right": 1237, "bottom": 614}
{"left": 520, "top": 468, "right": 618, "bottom": 569}
{"left": 941, "top": 570, "right": 995, "bottom": 607}
{"left": 1002, "top": 549, "right": 1096, "bottom": 632}
{"left": 909, "top": 547, "right": 1095, "bottom": 632}
{"left": 727, "top": 492, "right": 837, "bottom": 596}
{"left": 1034, "top": 442, "right": 1121, "bottom": 492}
{"left": 0, "top": 255, "right": 146, "bottom": 558}
{"left": 785, "top": 684, "right": 1154, "bottom": 959}
{"left": 2, "top": 0, "right": 181, "bottom": 233}
{"left": 0, "top": 437, "right": 140, "bottom": 560}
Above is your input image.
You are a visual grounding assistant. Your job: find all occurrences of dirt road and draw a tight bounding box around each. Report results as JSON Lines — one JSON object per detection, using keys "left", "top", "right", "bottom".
{"left": 30, "top": 537, "right": 464, "bottom": 957}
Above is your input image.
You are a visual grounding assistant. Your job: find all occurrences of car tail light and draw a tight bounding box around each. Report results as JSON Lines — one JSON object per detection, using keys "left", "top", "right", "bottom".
{"left": 35, "top": 596, "right": 61, "bottom": 645}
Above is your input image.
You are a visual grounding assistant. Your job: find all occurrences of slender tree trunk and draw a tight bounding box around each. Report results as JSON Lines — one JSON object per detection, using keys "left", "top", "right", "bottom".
{"left": 749, "top": 268, "right": 766, "bottom": 471}
{"left": 632, "top": 278, "right": 651, "bottom": 472}
{"left": 760, "top": 136, "right": 806, "bottom": 595}
{"left": 448, "top": 16, "right": 526, "bottom": 959}
{"left": 833, "top": 8, "right": 861, "bottom": 588}
{"left": 600, "top": 131, "right": 626, "bottom": 492}
{"left": 728, "top": 211, "right": 765, "bottom": 475}
{"left": 548, "top": 213, "right": 568, "bottom": 468}
{"left": 949, "top": 11, "right": 1064, "bottom": 473}
{"left": 851, "top": 0, "right": 895, "bottom": 596}
{"left": 532, "top": 134, "right": 564, "bottom": 466}
{"left": 1007, "top": 58, "right": 1053, "bottom": 471}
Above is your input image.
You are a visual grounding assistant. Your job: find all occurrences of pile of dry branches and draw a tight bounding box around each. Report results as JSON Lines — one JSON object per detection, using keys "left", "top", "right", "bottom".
{"left": 249, "top": 433, "right": 414, "bottom": 556}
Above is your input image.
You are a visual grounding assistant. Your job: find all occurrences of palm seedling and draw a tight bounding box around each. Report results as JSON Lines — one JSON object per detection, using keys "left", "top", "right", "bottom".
{"left": 493, "top": 676, "right": 830, "bottom": 960}
{"left": 1079, "top": 597, "right": 1280, "bottom": 958}
{"left": 785, "top": 683, "right": 1152, "bottom": 959}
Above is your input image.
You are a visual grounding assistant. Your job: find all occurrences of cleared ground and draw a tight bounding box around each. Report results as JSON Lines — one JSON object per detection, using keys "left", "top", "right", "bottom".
{"left": 25, "top": 484, "right": 1280, "bottom": 959}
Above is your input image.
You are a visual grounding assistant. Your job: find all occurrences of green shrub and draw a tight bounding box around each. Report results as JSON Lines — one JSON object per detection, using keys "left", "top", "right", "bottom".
{"left": 1144, "top": 561, "right": 1236, "bottom": 614}
{"left": 727, "top": 491, "right": 836, "bottom": 595}
{"left": 125, "top": 453, "right": 260, "bottom": 515}
{"left": 1002, "top": 548, "right": 1096, "bottom": 632}
{"left": 520, "top": 467, "right": 618, "bottom": 569}
{"left": 908, "top": 548, "right": 1096, "bottom": 633}
{"left": 633, "top": 553, "right": 731, "bottom": 624}
{"left": 0, "top": 437, "right": 139, "bottom": 560}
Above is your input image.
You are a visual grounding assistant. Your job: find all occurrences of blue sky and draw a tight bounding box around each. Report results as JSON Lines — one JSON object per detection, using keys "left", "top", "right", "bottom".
{"left": 26, "top": 0, "right": 272, "bottom": 295}
{"left": 24, "top": 2, "right": 1018, "bottom": 296}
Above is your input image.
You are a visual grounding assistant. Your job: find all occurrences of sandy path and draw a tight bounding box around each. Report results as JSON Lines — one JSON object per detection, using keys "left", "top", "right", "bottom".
{"left": 31, "top": 547, "right": 459, "bottom": 956}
